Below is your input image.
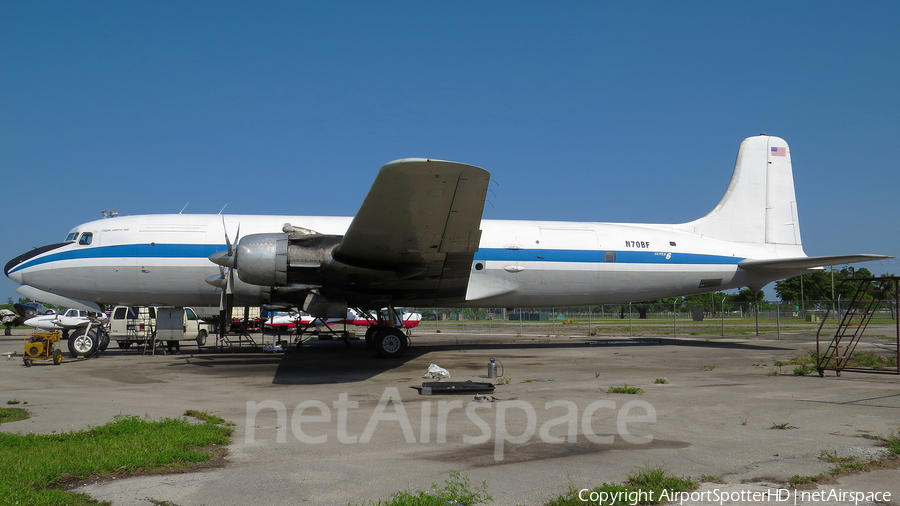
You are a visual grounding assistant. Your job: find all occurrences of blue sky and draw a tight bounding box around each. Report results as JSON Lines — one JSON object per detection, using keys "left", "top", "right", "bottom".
{"left": 2, "top": 1, "right": 899, "bottom": 302}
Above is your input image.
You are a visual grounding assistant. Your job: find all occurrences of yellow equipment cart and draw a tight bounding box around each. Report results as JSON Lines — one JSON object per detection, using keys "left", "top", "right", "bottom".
{"left": 23, "top": 331, "right": 63, "bottom": 367}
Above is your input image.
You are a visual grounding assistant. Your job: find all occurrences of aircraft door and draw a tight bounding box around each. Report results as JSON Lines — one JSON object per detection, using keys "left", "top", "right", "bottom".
{"left": 538, "top": 227, "right": 600, "bottom": 287}
{"left": 509, "top": 225, "right": 542, "bottom": 291}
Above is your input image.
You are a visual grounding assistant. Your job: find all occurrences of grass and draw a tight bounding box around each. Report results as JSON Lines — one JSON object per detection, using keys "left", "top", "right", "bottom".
{"left": 350, "top": 471, "right": 492, "bottom": 506}
{"left": 495, "top": 377, "right": 510, "bottom": 386}
{"left": 6, "top": 399, "right": 20, "bottom": 405}
{"left": 698, "top": 474, "right": 725, "bottom": 484}
{"left": 699, "top": 365, "right": 716, "bottom": 371}
{"left": 793, "top": 365, "right": 811, "bottom": 376}
{"left": 770, "top": 422, "right": 797, "bottom": 430}
{"left": 889, "top": 431, "right": 900, "bottom": 456}
{"left": 787, "top": 348, "right": 897, "bottom": 372}
{"left": 0, "top": 407, "right": 30, "bottom": 424}
{"left": 0, "top": 410, "right": 233, "bottom": 506}
{"left": 785, "top": 432, "right": 900, "bottom": 489}
{"left": 653, "top": 378, "right": 668, "bottom": 384}
{"left": 602, "top": 384, "right": 644, "bottom": 395}
{"left": 846, "top": 350, "right": 898, "bottom": 369}
{"left": 786, "top": 349, "right": 819, "bottom": 367}
{"left": 546, "top": 465, "right": 698, "bottom": 505}
{"left": 183, "top": 409, "right": 235, "bottom": 427}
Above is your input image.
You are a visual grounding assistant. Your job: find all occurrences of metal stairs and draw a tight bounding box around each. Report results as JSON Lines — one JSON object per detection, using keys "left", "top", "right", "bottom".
{"left": 816, "top": 277, "right": 899, "bottom": 376}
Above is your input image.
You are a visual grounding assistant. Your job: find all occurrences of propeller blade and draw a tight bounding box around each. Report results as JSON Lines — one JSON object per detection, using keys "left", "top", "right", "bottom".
{"left": 218, "top": 283, "right": 226, "bottom": 339}
{"left": 218, "top": 279, "right": 234, "bottom": 340}
{"left": 213, "top": 216, "right": 241, "bottom": 340}
{"left": 222, "top": 215, "right": 233, "bottom": 257}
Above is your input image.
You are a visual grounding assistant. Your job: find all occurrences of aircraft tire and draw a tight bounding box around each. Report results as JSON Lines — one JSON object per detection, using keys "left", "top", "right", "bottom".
{"left": 364, "top": 326, "right": 379, "bottom": 349}
{"left": 68, "top": 329, "right": 99, "bottom": 358}
{"left": 98, "top": 331, "right": 110, "bottom": 352}
{"left": 373, "top": 328, "right": 408, "bottom": 358}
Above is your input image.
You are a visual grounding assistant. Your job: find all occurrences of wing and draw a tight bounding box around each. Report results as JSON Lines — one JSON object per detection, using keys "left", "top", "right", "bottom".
{"left": 738, "top": 254, "right": 893, "bottom": 271}
{"left": 332, "top": 159, "right": 490, "bottom": 304}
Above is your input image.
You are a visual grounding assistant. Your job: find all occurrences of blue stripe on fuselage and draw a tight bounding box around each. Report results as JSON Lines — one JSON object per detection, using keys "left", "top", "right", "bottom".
{"left": 9, "top": 244, "right": 225, "bottom": 274}
{"left": 10, "top": 244, "right": 744, "bottom": 275}
{"left": 474, "top": 248, "right": 744, "bottom": 265}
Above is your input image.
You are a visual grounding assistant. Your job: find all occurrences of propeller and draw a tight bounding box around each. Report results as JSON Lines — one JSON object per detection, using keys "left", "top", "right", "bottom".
{"left": 206, "top": 217, "right": 240, "bottom": 339}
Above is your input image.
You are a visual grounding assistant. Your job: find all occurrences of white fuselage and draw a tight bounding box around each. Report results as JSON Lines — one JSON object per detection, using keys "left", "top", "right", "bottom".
{"left": 6, "top": 213, "right": 797, "bottom": 309}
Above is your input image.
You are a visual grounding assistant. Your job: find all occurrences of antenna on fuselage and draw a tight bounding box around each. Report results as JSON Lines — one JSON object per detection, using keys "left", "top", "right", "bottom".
{"left": 218, "top": 203, "right": 228, "bottom": 214}
{"left": 179, "top": 202, "right": 189, "bottom": 214}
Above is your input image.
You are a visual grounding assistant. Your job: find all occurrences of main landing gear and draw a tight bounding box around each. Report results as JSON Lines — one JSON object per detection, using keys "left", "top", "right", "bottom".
{"left": 360, "top": 308, "right": 410, "bottom": 359}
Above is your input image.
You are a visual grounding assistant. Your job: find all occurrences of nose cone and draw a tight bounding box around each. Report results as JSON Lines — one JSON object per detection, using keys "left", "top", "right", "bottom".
{"left": 6, "top": 268, "right": 22, "bottom": 285}
{"left": 6, "top": 242, "right": 70, "bottom": 285}
{"left": 209, "top": 250, "right": 235, "bottom": 268}
{"left": 205, "top": 274, "right": 227, "bottom": 289}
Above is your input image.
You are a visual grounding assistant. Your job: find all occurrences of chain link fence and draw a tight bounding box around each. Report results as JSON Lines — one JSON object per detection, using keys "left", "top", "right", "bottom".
{"left": 406, "top": 300, "right": 899, "bottom": 339}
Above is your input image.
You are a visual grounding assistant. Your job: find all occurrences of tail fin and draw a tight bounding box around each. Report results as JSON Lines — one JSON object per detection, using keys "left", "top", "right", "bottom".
{"left": 680, "top": 135, "right": 802, "bottom": 249}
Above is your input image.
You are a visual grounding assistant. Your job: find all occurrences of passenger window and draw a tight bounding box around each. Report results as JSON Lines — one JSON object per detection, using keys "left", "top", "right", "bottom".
{"left": 79, "top": 232, "right": 93, "bottom": 245}
{"left": 604, "top": 251, "right": 616, "bottom": 262}
{"left": 114, "top": 308, "right": 127, "bottom": 319}
{"left": 127, "top": 308, "right": 139, "bottom": 319}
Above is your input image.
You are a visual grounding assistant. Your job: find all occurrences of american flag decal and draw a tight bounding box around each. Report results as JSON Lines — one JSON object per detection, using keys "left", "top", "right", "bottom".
{"left": 771, "top": 146, "right": 786, "bottom": 157}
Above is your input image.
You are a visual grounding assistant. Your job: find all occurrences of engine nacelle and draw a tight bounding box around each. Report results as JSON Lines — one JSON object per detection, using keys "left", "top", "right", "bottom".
{"left": 234, "top": 233, "right": 342, "bottom": 287}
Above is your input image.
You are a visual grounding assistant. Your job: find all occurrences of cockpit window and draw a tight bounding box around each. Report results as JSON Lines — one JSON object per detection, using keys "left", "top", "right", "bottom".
{"left": 78, "top": 232, "right": 93, "bottom": 245}
{"left": 65, "top": 232, "right": 77, "bottom": 242}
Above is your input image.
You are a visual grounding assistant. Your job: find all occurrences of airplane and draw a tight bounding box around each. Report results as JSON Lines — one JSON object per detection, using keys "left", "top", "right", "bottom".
{"left": 4, "top": 135, "right": 891, "bottom": 358}
{"left": 344, "top": 308, "right": 423, "bottom": 329}
{"left": 263, "top": 311, "right": 327, "bottom": 330}
{"left": 262, "top": 309, "right": 421, "bottom": 331}
{"left": 23, "top": 308, "right": 106, "bottom": 333}
{"left": 1, "top": 301, "right": 53, "bottom": 335}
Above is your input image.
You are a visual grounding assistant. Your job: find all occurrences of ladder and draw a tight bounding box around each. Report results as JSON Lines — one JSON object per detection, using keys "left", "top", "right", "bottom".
{"left": 816, "top": 277, "right": 900, "bottom": 376}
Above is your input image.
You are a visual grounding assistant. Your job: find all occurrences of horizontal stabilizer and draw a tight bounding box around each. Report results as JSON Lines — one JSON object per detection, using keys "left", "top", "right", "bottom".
{"left": 738, "top": 254, "right": 893, "bottom": 271}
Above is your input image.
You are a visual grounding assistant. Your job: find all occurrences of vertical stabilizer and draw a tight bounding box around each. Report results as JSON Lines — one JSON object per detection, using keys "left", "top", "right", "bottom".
{"left": 681, "top": 135, "right": 801, "bottom": 248}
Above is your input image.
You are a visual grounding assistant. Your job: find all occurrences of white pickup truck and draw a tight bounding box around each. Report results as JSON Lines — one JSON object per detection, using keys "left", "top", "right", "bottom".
{"left": 108, "top": 306, "right": 210, "bottom": 349}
